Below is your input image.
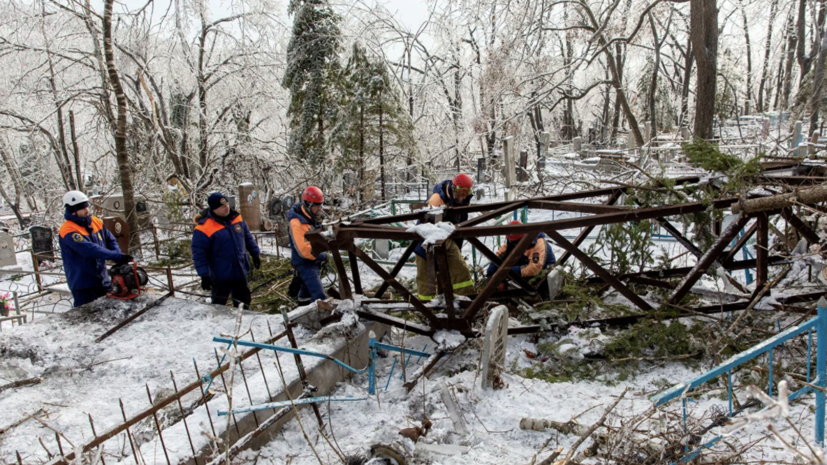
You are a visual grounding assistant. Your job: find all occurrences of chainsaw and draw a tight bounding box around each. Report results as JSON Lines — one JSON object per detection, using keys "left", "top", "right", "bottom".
{"left": 107, "top": 261, "right": 149, "bottom": 300}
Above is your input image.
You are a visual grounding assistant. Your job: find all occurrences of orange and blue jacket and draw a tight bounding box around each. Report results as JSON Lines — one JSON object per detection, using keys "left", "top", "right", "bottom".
{"left": 191, "top": 209, "right": 260, "bottom": 282}
{"left": 486, "top": 233, "right": 556, "bottom": 278}
{"left": 58, "top": 212, "right": 123, "bottom": 290}
{"left": 287, "top": 203, "right": 321, "bottom": 267}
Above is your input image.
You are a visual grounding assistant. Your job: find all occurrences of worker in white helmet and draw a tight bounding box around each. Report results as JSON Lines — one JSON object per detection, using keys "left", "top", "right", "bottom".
{"left": 58, "top": 191, "right": 131, "bottom": 306}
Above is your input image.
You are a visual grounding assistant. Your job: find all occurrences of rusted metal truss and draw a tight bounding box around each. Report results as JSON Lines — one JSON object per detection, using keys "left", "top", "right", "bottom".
{"left": 306, "top": 161, "right": 827, "bottom": 337}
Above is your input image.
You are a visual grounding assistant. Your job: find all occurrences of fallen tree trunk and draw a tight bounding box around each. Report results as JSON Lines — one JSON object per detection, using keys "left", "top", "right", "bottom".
{"left": 732, "top": 184, "right": 827, "bottom": 214}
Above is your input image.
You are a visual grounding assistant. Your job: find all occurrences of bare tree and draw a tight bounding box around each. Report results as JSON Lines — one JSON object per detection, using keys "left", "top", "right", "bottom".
{"left": 690, "top": 0, "right": 718, "bottom": 140}
{"left": 103, "top": 0, "right": 138, "bottom": 249}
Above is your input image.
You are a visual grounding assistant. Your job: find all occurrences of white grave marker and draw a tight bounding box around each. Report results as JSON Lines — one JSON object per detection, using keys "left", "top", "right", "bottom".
{"left": 481, "top": 305, "right": 508, "bottom": 389}
{"left": 546, "top": 268, "right": 563, "bottom": 299}
{"left": 0, "top": 232, "right": 17, "bottom": 267}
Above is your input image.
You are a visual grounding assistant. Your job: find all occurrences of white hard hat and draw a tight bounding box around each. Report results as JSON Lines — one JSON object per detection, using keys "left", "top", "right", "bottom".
{"left": 63, "top": 190, "right": 89, "bottom": 207}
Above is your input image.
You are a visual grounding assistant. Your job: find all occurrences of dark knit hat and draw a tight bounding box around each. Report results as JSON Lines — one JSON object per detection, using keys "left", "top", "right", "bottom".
{"left": 207, "top": 192, "right": 229, "bottom": 211}
{"left": 66, "top": 201, "right": 90, "bottom": 214}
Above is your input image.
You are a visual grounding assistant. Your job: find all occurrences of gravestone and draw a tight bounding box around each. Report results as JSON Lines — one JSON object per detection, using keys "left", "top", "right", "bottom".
{"left": 628, "top": 134, "right": 637, "bottom": 151}
{"left": 477, "top": 157, "right": 485, "bottom": 184}
{"left": 29, "top": 225, "right": 54, "bottom": 265}
{"left": 103, "top": 217, "right": 130, "bottom": 253}
{"left": 282, "top": 195, "right": 294, "bottom": 213}
{"left": 502, "top": 137, "right": 515, "bottom": 188}
{"left": 811, "top": 132, "right": 821, "bottom": 157}
{"left": 475, "top": 187, "right": 485, "bottom": 200}
{"left": 573, "top": 136, "right": 582, "bottom": 152}
{"left": 644, "top": 122, "right": 651, "bottom": 142}
{"left": 269, "top": 196, "right": 283, "bottom": 218}
{"left": 374, "top": 238, "right": 390, "bottom": 259}
{"left": 227, "top": 195, "right": 236, "bottom": 210}
{"left": 761, "top": 118, "right": 770, "bottom": 138}
{"left": 238, "top": 183, "right": 262, "bottom": 231}
{"left": 518, "top": 150, "right": 528, "bottom": 182}
{"left": 681, "top": 126, "right": 691, "bottom": 141}
{"left": 0, "top": 231, "right": 17, "bottom": 267}
{"left": 481, "top": 305, "right": 508, "bottom": 390}
{"left": 539, "top": 132, "right": 550, "bottom": 157}
{"left": 793, "top": 121, "right": 803, "bottom": 152}
{"left": 546, "top": 268, "right": 563, "bottom": 299}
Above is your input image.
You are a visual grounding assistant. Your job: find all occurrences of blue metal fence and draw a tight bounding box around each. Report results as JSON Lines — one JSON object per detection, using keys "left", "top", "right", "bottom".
{"left": 651, "top": 297, "right": 827, "bottom": 459}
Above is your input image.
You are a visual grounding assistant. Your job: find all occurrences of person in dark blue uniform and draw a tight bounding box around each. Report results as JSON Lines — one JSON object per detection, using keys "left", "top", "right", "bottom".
{"left": 287, "top": 186, "right": 327, "bottom": 305}
{"left": 58, "top": 190, "right": 131, "bottom": 307}
{"left": 486, "top": 221, "right": 557, "bottom": 295}
{"left": 191, "top": 192, "right": 261, "bottom": 307}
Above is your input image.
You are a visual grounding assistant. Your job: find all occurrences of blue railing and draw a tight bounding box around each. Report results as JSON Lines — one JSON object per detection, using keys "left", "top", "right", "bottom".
{"left": 651, "top": 298, "right": 827, "bottom": 459}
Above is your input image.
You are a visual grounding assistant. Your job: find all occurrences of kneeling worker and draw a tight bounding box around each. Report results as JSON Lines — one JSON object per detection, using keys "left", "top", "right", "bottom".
{"left": 59, "top": 190, "right": 132, "bottom": 307}
{"left": 486, "top": 220, "right": 557, "bottom": 292}
{"left": 414, "top": 173, "right": 475, "bottom": 301}
{"left": 192, "top": 192, "right": 261, "bottom": 307}
{"left": 287, "top": 186, "right": 328, "bottom": 305}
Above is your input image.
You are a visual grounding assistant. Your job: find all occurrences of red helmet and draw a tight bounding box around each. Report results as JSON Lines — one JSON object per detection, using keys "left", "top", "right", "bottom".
{"left": 506, "top": 220, "right": 525, "bottom": 242}
{"left": 302, "top": 186, "right": 324, "bottom": 203}
{"left": 452, "top": 173, "right": 473, "bottom": 189}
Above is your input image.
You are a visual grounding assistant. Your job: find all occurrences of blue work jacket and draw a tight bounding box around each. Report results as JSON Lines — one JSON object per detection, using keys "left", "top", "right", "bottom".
{"left": 192, "top": 209, "right": 260, "bottom": 282}
{"left": 58, "top": 213, "right": 123, "bottom": 290}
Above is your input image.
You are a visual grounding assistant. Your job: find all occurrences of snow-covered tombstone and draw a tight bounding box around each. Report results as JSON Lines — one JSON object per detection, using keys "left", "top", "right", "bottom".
{"left": 481, "top": 305, "right": 508, "bottom": 390}
{"left": 0, "top": 231, "right": 16, "bottom": 267}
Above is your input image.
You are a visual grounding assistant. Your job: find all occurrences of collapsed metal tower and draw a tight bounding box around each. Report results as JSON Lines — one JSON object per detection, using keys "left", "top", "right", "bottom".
{"left": 307, "top": 160, "right": 827, "bottom": 337}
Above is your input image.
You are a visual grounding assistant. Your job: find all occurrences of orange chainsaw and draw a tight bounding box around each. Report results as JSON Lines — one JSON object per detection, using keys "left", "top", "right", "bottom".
{"left": 107, "top": 261, "right": 149, "bottom": 300}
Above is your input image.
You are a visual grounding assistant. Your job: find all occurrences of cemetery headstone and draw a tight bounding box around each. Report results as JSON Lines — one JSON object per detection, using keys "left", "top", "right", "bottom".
{"left": 475, "top": 187, "right": 485, "bottom": 200}
{"left": 282, "top": 195, "right": 294, "bottom": 213}
{"left": 238, "top": 183, "right": 262, "bottom": 231}
{"left": 644, "top": 122, "right": 651, "bottom": 142}
{"left": 481, "top": 305, "right": 508, "bottom": 389}
{"left": 227, "top": 195, "right": 236, "bottom": 210}
{"left": 103, "top": 217, "right": 130, "bottom": 253}
{"left": 518, "top": 150, "right": 528, "bottom": 182}
{"left": 269, "top": 196, "right": 283, "bottom": 218}
{"left": 546, "top": 268, "right": 563, "bottom": 300}
{"left": 374, "top": 239, "right": 390, "bottom": 259}
{"left": 502, "top": 137, "right": 515, "bottom": 188}
{"left": 539, "top": 132, "right": 550, "bottom": 157}
{"left": 681, "top": 126, "right": 690, "bottom": 141}
{"left": 477, "top": 157, "right": 485, "bottom": 183}
{"left": 573, "top": 136, "right": 582, "bottom": 152}
{"left": 29, "top": 225, "right": 54, "bottom": 265}
{"left": 811, "top": 132, "right": 821, "bottom": 157}
{"left": 628, "top": 134, "right": 637, "bottom": 151}
{"left": 761, "top": 118, "right": 770, "bottom": 138}
{"left": 0, "top": 231, "right": 17, "bottom": 267}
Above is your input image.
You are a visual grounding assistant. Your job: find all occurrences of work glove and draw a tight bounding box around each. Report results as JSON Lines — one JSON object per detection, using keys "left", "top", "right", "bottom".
{"left": 315, "top": 252, "right": 328, "bottom": 265}
{"left": 252, "top": 254, "right": 261, "bottom": 269}
{"left": 117, "top": 254, "right": 134, "bottom": 264}
{"left": 201, "top": 276, "right": 212, "bottom": 291}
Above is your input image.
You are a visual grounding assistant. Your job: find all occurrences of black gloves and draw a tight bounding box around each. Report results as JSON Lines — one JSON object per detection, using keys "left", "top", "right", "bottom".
{"left": 117, "top": 254, "right": 134, "bottom": 264}
{"left": 252, "top": 255, "right": 261, "bottom": 269}
{"left": 201, "top": 276, "right": 213, "bottom": 291}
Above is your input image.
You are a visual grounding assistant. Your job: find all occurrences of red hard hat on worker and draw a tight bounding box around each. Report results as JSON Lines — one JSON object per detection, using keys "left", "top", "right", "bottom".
{"left": 506, "top": 220, "right": 525, "bottom": 242}
{"left": 302, "top": 186, "right": 324, "bottom": 203}
{"left": 452, "top": 173, "right": 473, "bottom": 189}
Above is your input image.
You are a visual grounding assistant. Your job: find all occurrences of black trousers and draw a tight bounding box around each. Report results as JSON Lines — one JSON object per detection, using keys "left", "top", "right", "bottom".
{"left": 211, "top": 280, "right": 252, "bottom": 307}
{"left": 71, "top": 285, "right": 110, "bottom": 307}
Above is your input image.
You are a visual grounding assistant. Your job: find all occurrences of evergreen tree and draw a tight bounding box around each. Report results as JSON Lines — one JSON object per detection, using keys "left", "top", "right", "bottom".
{"left": 330, "top": 44, "right": 415, "bottom": 202}
{"left": 282, "top": 0, "right": 341, "bottom": 166}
